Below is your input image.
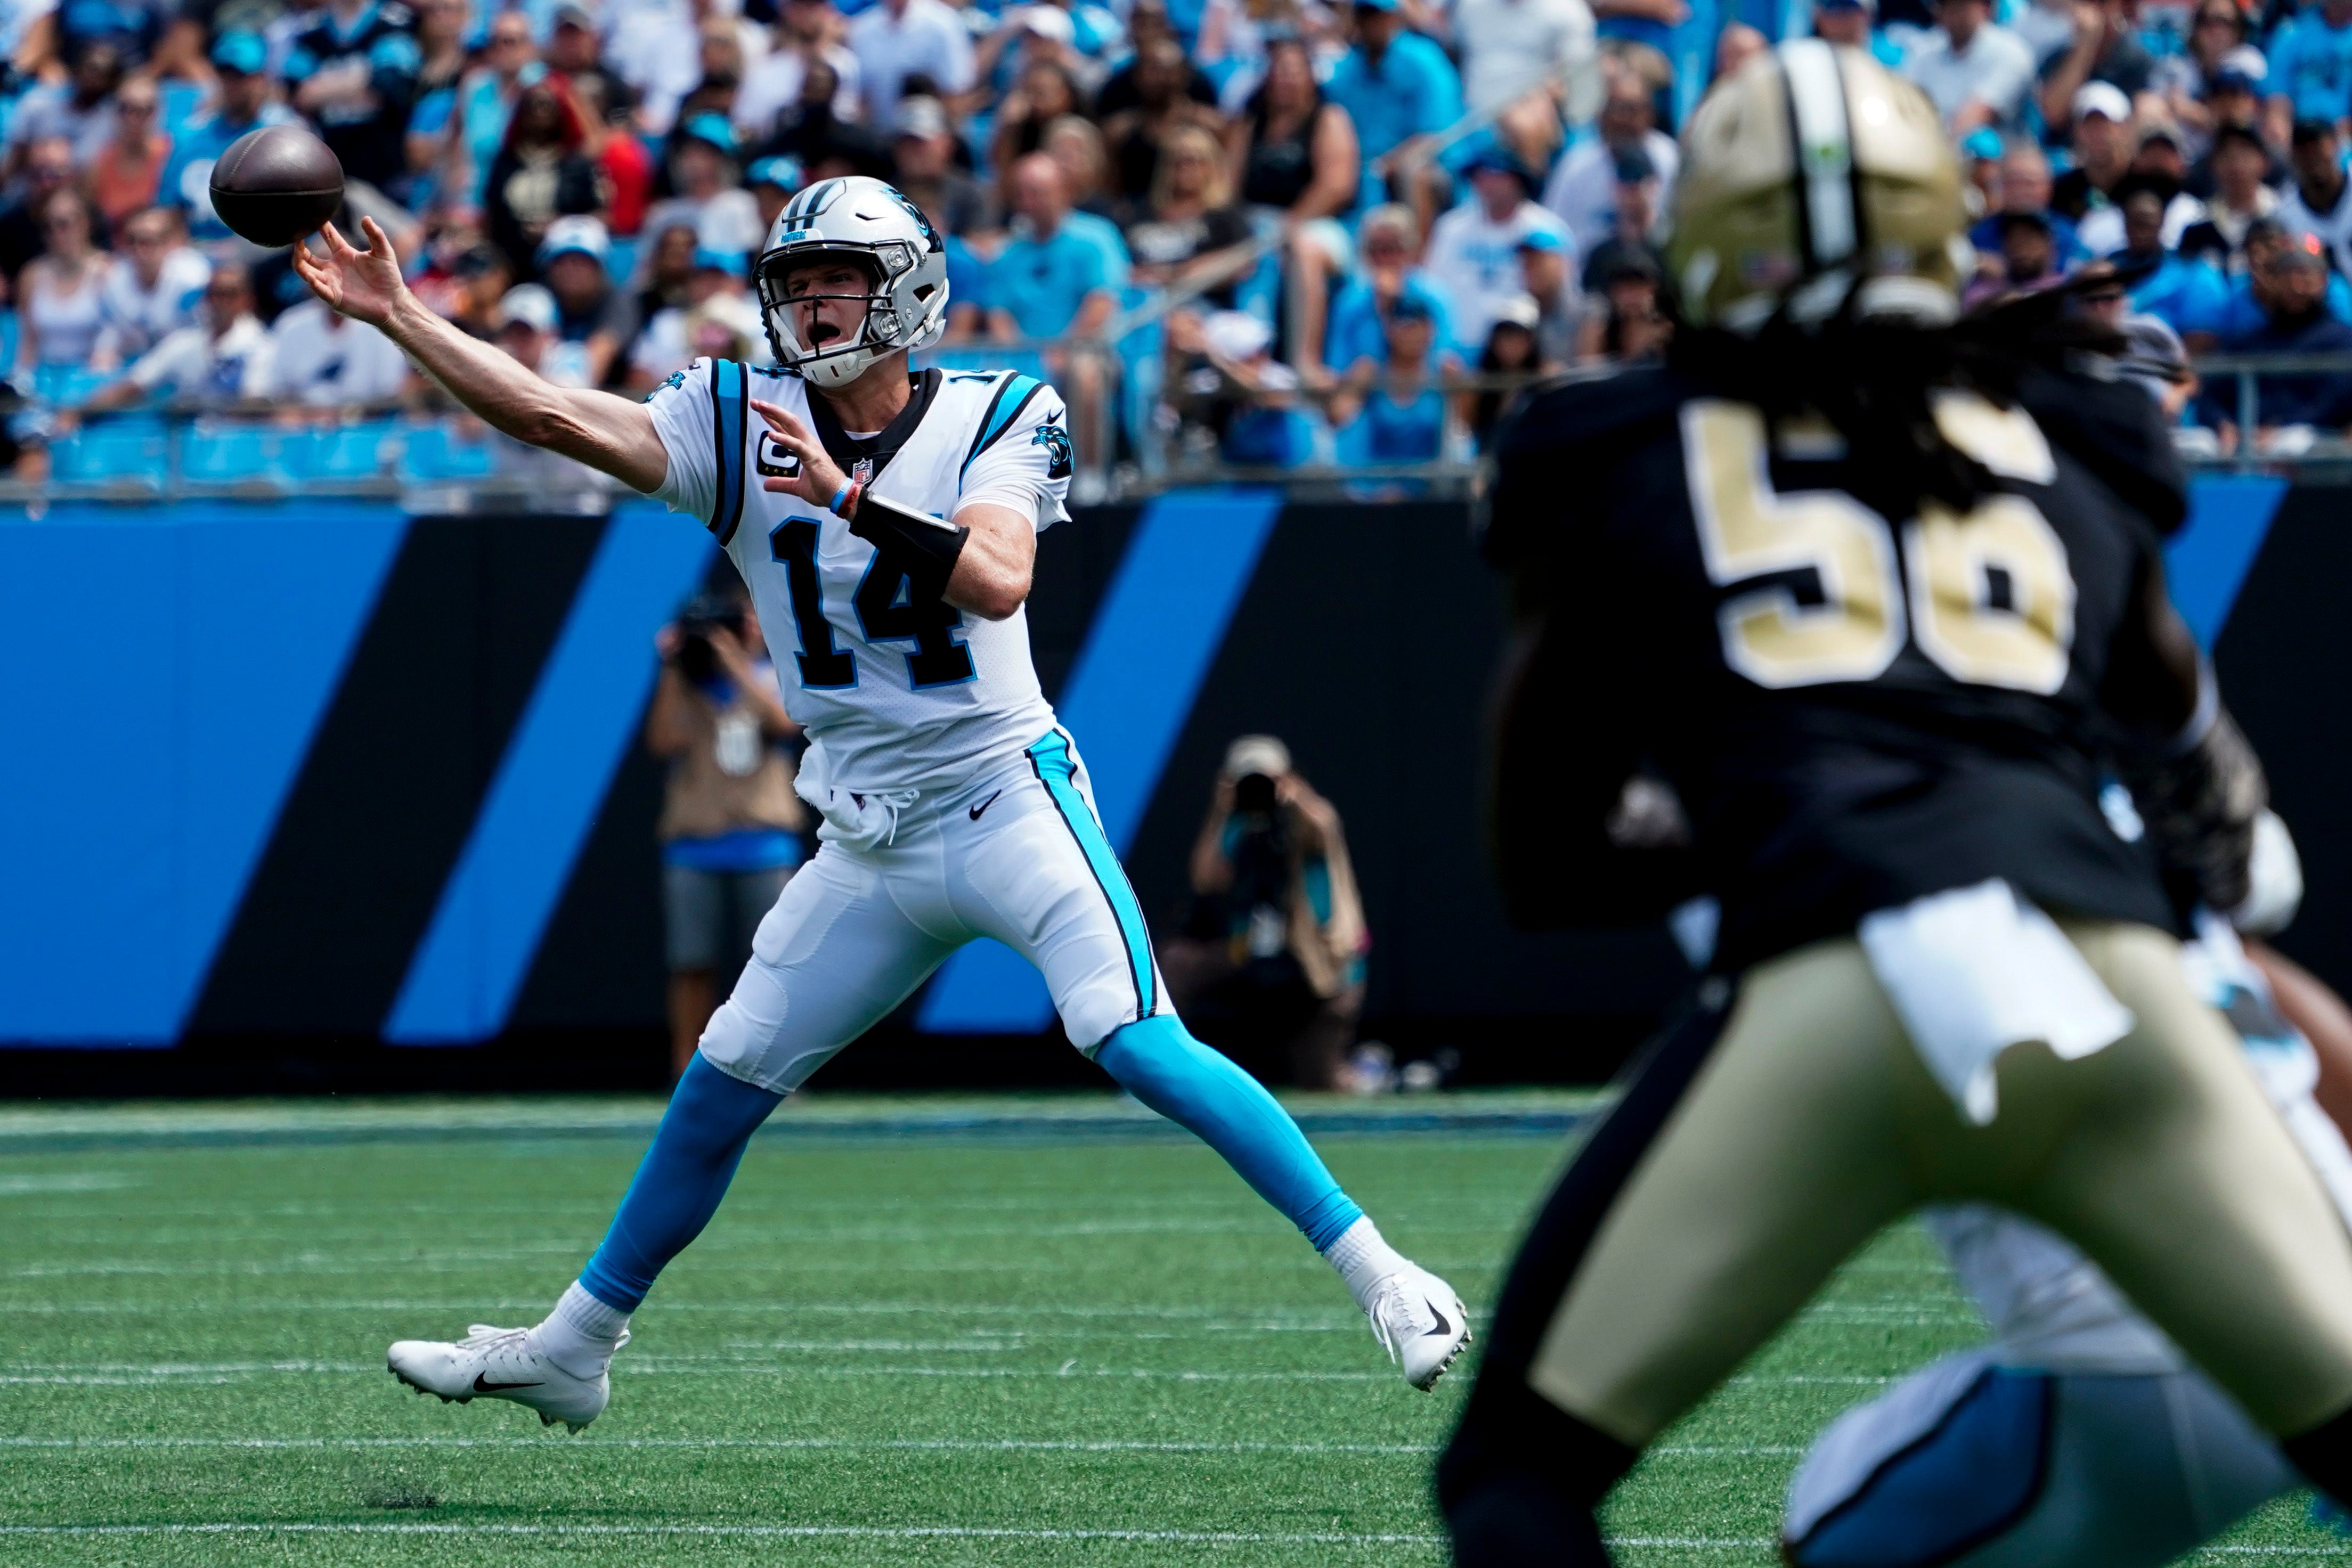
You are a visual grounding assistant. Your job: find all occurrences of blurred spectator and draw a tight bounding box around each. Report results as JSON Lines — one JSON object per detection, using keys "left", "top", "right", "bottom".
{"left": 1965, "top": 206, "right": 2063, "bottom": 304}
{"left": 448, "top": 10, "right": 540, "bottom": 206}
{"left": 1322, "top": 201, "right": 1455, "bottom": 380}
{"left": 484, "top": 76, "right": 608, "bottom": 283}
{"left": 2202, "top": 215, "right": 2352, "bottom": 341}
{"left": 679, "top": 11, "right": 753, "bottom": 128}
{"left": 990, "top": 56, "right": 1088, "bottom": 178}
{"left": 2112, "top": 311, "right": 2202, "bottom": 428}
{"left": 645, "top": 590, "right": 806, "bottom": 1081}
{"left": 539, "top": 216, "right": 636, "bottom": 388}
{"left": 1541, "top": 68, "right": 1675, "bottom": 257}
{"left": 2154, "top": 4, "right": 2253, "bottom": 148}
{"left": 988, "top": 150, "right": 1126, "bottom": 340}
{"left": 492, "top": 279, "right": 566, "bottom": 376}
{"left": 282, "top": 0, "right": 422, "bottom": 193}
{"left": 644, "top": 115, "right": 766, "bottom": 255}
{"left": 1967, "top": 140, "right": 2085, "bottom": 264}
{"left": 548, "top": 3, "right": 639, "bottom": 131}
{"left": 1170, "top": 307, "right": 1321, "bottom": 468}
{"left": 1575, "top": 243, "right": 1668, "bottom": 361}
{"left": 1322, "top": 0, "right": 1463, "bottom": 213}
{"left": 2264, "top": 0, "right": 2352, "bottom": 151}
{"left": 2185, "top": 49, "right": 2282, "bottom": 195}
{"left": 2036, "top": 0, "right": 2155, "bottom": 130}
{"left": 1424, "top": 145, "right": 1571, "bottom": 347}
{"left": 1454, "top": 0, "right": 1598, "bottom": 118}
{"left": 1591, "top": 0, "right": 1689, "bottom": 54}
{"left": 1040, "top": 112, "right": 1120, "bottom": 223}
{"left": 2077, "top": 131, "right": 2206, "bottom": 252}
{"left": 2052, "top": 81, "right": 2134, "bottom": 220}
{"left": 1460, "top": 292, "right": 1546, "bottom": 448}
{"left": 1101, "top": 35, "right": 1224, "bottom": 202}
{"left": 2177, "top": 124, "right": 2278, "bottom": 272}
{"left": 264, "top": 293, "right": 413, "bottom": 405}
{"left": 1812, "top": 0, "right": 1900, "bottom": 63}
{"left": 1334, "top": 289, "right": 1458, "bottom": 456}
{"left": 58, "top": 0, "right": 160, "bottom": 64}
{"left": 83, "top": 262, "right": 271, "bottom": 409}
{"left": 1904, "top": 0, "right": 2036, "bottom": 133}
{"left": 2202, "top": 234, "right": 2352, "bottom": 450}
{"left": 97, "top": 204, "right": 207, "bottom": 361}
{"left": 1120, "top": 121, "right": 1251, "bottom": 304}
{"left": 1231, "top": 33, "right": 1359, "bottom": 375}
{"left": 157, "top": 33, "right": 296, "bottom": 249}
{"left": 848, "top": 0, "right": 975, "bottom": 124}
{"left": 1575, "top": 142, "right": 1664, "bottom": 291}
{"left": 420, "top": 240, "right": 514, "bottom": 337}
{"left": 1096, "top": 0, "right": 1218, "bottom": 118}
{"left": 17, "top": 190, "right": 117, "bottom": 385}
{"left": 2107, "top": 182, "right": 2226, "bottom": 332}
{"left": 735, "top": 0, "right": 861, "bottom": 140}
{"left": 624, "top": 216, "right": 698, "bottom": 347}
{"left": 84, "top": 72, "right": 165, "bottom": 228}
{"left": 400, "top": 0, "right": 469, "bottom": 210}
{"left": 4, "top": 40, "right": 123, "bottom": 175}
{"left": 1162, "top": 735, "right": 1368, "bottom": 1090}
{"left": 891, "top": 95, "right": 986, "bottom": 235}
{"left": 627, "top": 244, "right": 766, "bottom": 388}
{"left": 2281, "top": 118, "right": 2352, "bottom": 281}
{"left": 1517, "top": 225, "right": 1579, "bottom": 362}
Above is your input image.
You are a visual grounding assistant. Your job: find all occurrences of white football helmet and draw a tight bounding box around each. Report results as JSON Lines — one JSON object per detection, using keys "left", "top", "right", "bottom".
{"left": 754, "top": 175, "right": 950, "bottom": 388}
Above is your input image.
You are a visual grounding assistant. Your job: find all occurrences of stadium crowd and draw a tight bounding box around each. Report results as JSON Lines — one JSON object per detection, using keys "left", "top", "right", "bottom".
{"left": 6, "top": 0, "right": 2352, "bottom": 477}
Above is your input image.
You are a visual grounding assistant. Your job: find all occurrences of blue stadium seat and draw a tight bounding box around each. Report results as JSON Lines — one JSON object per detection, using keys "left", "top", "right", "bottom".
{"left": 34, "top": 364, "right": 116, "bottom": 409}
{"left": 181, "top": 424, "right": 290, "bottom": 487}
{"left": 398, "top": 419, "right": 500, "bottom": 481}
{"left": 50, "top": 415, "right": 169, "bottom": 487}
{"left": 298, "top": 420, "right": 403, "bottom": 481}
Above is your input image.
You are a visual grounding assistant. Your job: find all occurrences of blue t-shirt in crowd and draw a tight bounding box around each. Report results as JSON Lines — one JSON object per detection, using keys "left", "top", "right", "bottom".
{"left": 2128, "top": 254, "right": 2229, "bottom": 336}
{"left": 2266, "top": 9, "right": 2352, "bottom": 124}
{"left": 1967, "top": 210, "right": 2088, "bottom": 267}
{"left": 2200, "top": 309, "right": 2352, "bottom": 426}
{"left": 2199, "top": 269, "right": 2352, "bottom": 340}
{"left": 1337, "top": 382, "right": 1447, "bottom": 463}
{"left": 1324, "top": 272, "right": 1456, "bottom": 373}
{"left": 945, "top": 234, "right": 987, "bottom": 317}
{"left": 987, "top": 218, "right": 1129, "bottom": 338}
{"left": 1222, "top": 403, "right": 1318, "bottom": 467}
{"left": 1323, "top": 32, "right": 1462, "bottom": 173}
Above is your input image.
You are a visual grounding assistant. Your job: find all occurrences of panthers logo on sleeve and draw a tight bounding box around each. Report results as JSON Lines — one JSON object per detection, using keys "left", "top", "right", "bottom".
{"left": 1032, "top": 423, "right": 1073, "bottom": 480}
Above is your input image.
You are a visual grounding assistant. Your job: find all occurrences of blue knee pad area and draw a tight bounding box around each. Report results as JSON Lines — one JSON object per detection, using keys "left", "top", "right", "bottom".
{"left": 1094, "top": 1015, "right": 1362, "bottom": 1251}
{"left": 579, "top": 1054, "right": 784, "bottom": 1313}
{"left": 1789, "top": 1366, "right": 2052, "bottom": 1568}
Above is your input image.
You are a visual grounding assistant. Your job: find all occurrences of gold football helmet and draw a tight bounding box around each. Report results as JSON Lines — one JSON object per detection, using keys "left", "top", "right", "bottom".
{"left": 1668, "top": 39, "right": 1966, "bottom": 331}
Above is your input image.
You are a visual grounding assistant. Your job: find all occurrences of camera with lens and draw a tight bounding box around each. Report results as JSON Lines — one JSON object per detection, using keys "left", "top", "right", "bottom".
{"left": 1232, "top": 770, "right": 1279, "bottom": 816}
{"left": 672, "top": 594, "right": 746, "bottom": 684}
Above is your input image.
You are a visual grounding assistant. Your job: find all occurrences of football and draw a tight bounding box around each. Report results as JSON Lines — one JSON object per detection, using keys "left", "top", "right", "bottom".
{"left": 207, "top": 124, "right": 344, "bottom": 248}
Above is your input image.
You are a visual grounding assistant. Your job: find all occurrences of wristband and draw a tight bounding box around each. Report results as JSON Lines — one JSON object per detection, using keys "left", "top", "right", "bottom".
{"left": 828, "top": 479, "right": 861, "bottom": 517}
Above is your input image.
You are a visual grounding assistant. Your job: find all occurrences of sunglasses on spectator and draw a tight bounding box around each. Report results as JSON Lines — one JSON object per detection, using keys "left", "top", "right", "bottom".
{"left": 43, "top": 213, "right": 85, "bottom": 232}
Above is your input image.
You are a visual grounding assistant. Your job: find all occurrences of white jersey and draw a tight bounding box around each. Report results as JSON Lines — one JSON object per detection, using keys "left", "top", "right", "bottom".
{"left": 645, "top": 358, "right": 1073, "bottom": 797}
{"left": 1931, "top": 916, "right": 2352, "bottom": 1375}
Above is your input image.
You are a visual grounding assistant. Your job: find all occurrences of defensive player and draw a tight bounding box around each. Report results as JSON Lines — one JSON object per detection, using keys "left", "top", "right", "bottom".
{"left": 284, "top": 178, "right": 1469, "bottom": 1430}
{"left": 1437, "top": 42, "right": 2352, "bottom": 1563}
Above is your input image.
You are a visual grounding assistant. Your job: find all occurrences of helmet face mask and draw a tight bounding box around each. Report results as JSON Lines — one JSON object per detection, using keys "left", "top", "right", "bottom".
{"left": 754, "top": 178, "right": 949, "bottom": 388}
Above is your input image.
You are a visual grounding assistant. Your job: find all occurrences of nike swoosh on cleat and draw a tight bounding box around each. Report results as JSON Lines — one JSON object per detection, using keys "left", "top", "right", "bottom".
{"left": 472, "top": 1373, "right": 543, "bottom": 1392}
{"left": 1423, "top": 1299, "right": 1454, "bottom": 1337}
{"left": 969, "top": 790, "right": 1003, "bottom": 821}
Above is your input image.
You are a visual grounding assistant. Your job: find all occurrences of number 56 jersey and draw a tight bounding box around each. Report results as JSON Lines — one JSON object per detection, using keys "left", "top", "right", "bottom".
{"left": 645, "top": 360, "right": 1073, "bottom": 796}
{"left": 1483, "top": 361, "right": 2194, "bottom": 973}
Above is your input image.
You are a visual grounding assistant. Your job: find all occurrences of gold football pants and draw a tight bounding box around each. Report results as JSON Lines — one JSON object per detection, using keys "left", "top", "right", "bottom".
{"left": 1532, "top": 921, "right": 2352, "bottom": 1446}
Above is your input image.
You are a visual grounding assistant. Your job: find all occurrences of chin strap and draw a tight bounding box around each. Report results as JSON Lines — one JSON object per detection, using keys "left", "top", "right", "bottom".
{"left": 842, "top": 487, "right": 970, "bottom": 589}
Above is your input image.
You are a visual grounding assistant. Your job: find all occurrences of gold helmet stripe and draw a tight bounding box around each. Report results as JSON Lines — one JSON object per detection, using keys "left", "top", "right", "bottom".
{"left": 1780, "top": 39, "right": 1858, "bottom": 274}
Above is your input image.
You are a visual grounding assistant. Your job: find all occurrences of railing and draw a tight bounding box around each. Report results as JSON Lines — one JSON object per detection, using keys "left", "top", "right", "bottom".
{"left": 5, "top": 354, "right": 2350, "bottom": 507}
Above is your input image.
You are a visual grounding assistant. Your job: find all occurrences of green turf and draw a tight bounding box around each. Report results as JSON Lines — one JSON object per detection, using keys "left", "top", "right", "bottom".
{"left": 0, "top": 1095, "right": 2339, "bottom": 1565}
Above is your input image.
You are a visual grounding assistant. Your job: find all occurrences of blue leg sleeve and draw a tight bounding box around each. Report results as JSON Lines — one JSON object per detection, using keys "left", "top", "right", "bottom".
{"left": 1095, "top": 1015, "right": 1363, "bottom": 1251}
{"left": 577, "top": 1054, "right": 784, "bottom": 1312}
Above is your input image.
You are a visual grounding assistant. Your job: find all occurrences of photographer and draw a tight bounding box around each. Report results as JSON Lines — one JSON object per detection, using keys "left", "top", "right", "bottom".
{"left": 1162, "top": 737, "right": 1369, "bottom": 1091}
{"left": 645, "top": 591, "right": 808, "bottom": 1080}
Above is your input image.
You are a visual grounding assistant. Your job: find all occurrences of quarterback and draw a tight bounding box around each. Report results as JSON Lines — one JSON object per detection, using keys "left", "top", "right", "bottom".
{"left": 288, "top": 178, "right": 1469, "bottom": 1430}
{"left": 1438, "top": 42, "right": 2352, "bottom": 1563}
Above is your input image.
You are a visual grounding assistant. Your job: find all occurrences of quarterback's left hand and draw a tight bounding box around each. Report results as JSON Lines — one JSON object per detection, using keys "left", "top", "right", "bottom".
{"left": 751, "top": 398, "right": 850, "bottom": 511}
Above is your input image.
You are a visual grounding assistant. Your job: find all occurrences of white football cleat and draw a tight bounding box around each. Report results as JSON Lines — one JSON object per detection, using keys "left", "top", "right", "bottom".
{"left": 386, "top": 1323, "right": 621, "bottom": 1433}
{"left": 1365, "top": 1265, "right": 1472, "bottom": 1391}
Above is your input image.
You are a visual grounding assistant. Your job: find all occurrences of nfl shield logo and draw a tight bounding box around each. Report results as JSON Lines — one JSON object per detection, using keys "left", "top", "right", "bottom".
{"left": 852, "top": 458, "right": 875, "bottom": 485}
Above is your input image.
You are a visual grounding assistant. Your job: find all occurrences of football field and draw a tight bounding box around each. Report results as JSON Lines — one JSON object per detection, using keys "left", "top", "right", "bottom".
{"left": 0, "top": 1093, "right": 2340, "bottom": 1565}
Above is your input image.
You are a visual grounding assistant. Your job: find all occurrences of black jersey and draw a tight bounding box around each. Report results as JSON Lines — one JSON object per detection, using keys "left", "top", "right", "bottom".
{"left": 1483, "top": 357, "right": 2192, "bottom": 971}
{"left": 281, "top": 1, "right": 420, "bottom": 191}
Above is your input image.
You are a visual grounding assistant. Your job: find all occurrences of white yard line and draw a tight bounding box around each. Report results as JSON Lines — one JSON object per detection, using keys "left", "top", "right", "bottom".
{"left": 0, "top": 1434, "right": 1800, "bottom": 1458}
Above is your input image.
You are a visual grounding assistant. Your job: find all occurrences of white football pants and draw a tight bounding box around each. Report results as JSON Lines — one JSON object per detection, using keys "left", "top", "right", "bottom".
{"left": 698, "top": 726, "right": 1171, "bottom": 1092}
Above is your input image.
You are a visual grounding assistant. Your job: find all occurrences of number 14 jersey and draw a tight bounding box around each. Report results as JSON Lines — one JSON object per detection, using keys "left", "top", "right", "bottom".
{"left": 646, "top": 361, "right": 1073, "bottom": 796}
